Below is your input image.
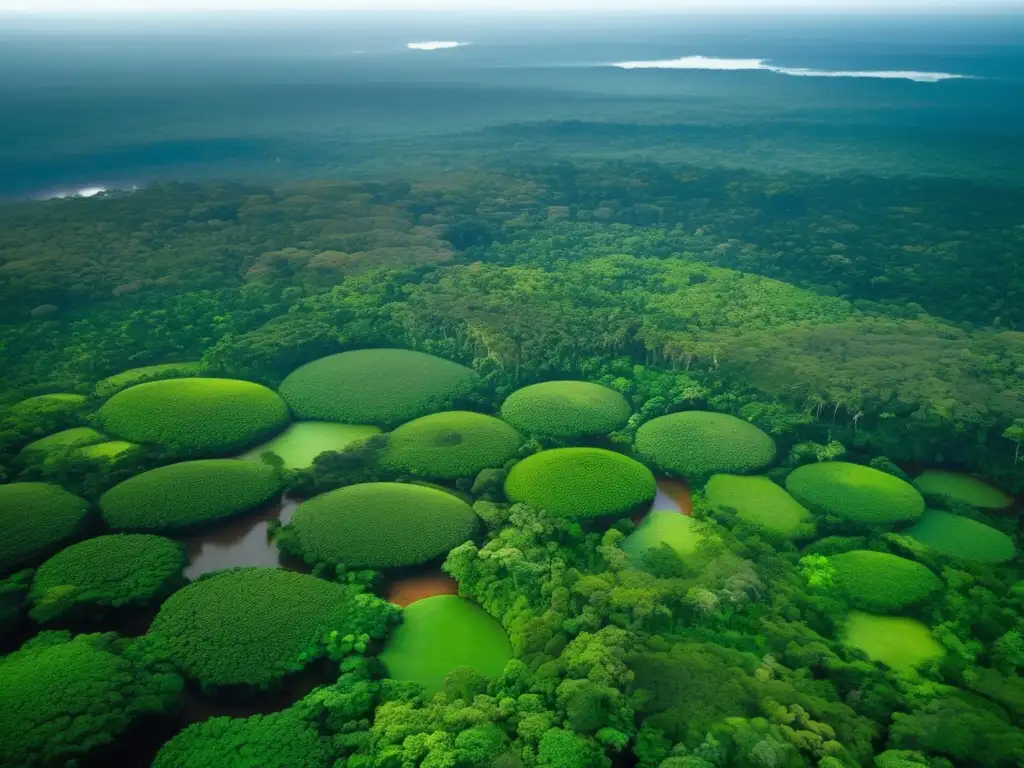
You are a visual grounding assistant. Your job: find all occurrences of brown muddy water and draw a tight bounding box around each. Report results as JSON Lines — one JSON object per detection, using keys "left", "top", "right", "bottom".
{"left": 633, "top": 477, "right": 692, "bottom": 525}
{"left": 387, "top": 569, "right": 459, "bottom": 606}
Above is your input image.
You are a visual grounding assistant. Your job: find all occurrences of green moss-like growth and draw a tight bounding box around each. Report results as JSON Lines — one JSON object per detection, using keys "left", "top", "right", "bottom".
{"left": 380, "top": 595, "right": 512, "bottom": 696}
{"left": 148, "top": 567, "right": 397, "bottom": 690}
{"left": 379, "top": 411, "right": 523, "bottom": 480}
{"left": 11, "top": 393, "right": 86, "bottom": 420}
{"left": 0, "top": 631, "right": 181, "bottom": 767}
{"left": 905, "top": 509, "right": 1016, "bottom": 564}
{"left": 621, "top": 510, "right": 704, "bottom": 569}
{"left": 913, "top": 470, "right": 1013, "bottom": 509}
{"left": 0, "top": 483, "right": 90, "bottom": 575}
{"left": 241, "top": 422, "right": 381, "bottom": 469}
{"left": 499, "top": 380, "right": 631, "bottom": 440}
{"left": 19, "top": 427, "right": 107, "bottom": 456}
{"left": 77, "top": 440, "right": 137, "bottom": 461}
{"left": 705, "top": 474, "right": 815, "bottom": 538}
{"left": 785, "top": 462, "right": 925, "bottom": 529}
{"left": 841, "top": 611, "right": 945, "bottom": 675}
{"left": 28, "top": 535, "right": 185, "bottom": 623}
{"left": 829, "top": 550, "right": 941, "bottom": 613}
{"left": 99, "top": 378, "right": 290, "bottom": 457}
{"left": 95, "top": 361, "right": 202, "bottom": 398}
{"left": 289, "top": 483, "right": 478, "bottom": 569}
{"left": 99, "top": 460, "right": 283, "bottom": 533}
{"left": 504, "top": 447, "right": 656, "bottom": 520}
{"left": 279, "top": 349, "right": 479, "bottom": 427}
{"left": 635, "top": 411, "right": 776, "bottom": 481}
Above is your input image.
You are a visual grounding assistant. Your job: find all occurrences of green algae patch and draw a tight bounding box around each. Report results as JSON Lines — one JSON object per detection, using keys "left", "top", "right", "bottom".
{"left": 289, "top": 482, "right": 478, "bottom": 569}
{"left": 77, "top": 440, "right": 137, "bottom": 460}
{"left": 635, "top": 411, "right": 776, "bottom": 481}
{"left": 148, "top": 567, "right": 398, "bottom": 690}
{"left": 100, "top": 459, "right": 283, "bottom": 533}
{"left": 28, "top": 534, "right": 185, "bottom": 623}
{"left": 842, "top": 611, "right": 945, "bottom": 675}
{"left": 279, "top": 349, "right": 479, "bottom": 427}
{"left": 785, "top": 461, "right": 924, "bottom": 529}
{"left": 505, "top": 447, "right": 656, "bottom": 520}
{"left": 379, "top": 411, "right": 523, "bottom": 480}
{"left": 621, "top": 510, "right": 705, "bottom": 568}
{"left": 500, "top": 380, "right": 631, "bottom": 440}
{"left": 0, "top": 482, "right": 91, "bottom": 575}
{"left": 95, "top": 361, "right": 202, "bottom": 398}
{"left": 20, "top": 427, "right": 107, "bottom": 456}
{"left": 705, "top": 474, "right": 815, "bottom": 538}
{"left": 829, "top": 550, "right": 941, "bottom": 613}
{"left": 99, "top": 377, "right": 290, "bottom": 458}
{"left": 913, "top": 470, "right": 1013, "bottom": 510}
{"left": 380, "top": 595, "right": 512, "bottom": 696}
{"left": 241, "top": 421, "right": 380, "bottom": 469}
{"left": 905, "top": 509, "right": 1016, "bottom": 564}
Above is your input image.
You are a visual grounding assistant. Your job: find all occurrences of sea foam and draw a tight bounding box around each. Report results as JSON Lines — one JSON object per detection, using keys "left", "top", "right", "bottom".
{"left": 611, "top": 55, "right": 964, "bottom": 83}
{"left": 408, "top": 41, "right": 465, "bottom": 51}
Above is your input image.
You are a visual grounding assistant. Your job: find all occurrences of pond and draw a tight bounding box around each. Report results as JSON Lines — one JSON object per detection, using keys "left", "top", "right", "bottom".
{"left": 386, "top": 569, "right": 459, "bottom": 607}
{"left": 239, "top": 421, "right": 380, "bottom": 469}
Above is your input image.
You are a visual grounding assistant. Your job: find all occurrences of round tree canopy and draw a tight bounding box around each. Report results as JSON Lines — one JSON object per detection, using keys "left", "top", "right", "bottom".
{"left": 905, "top": 509, "right": 1016, "bottom": 564}
{"left": 829, "top": 550, "right": 941, "bottom": 613}
{"left": 786, "top": 462, "right": 924, "bottom": 529}
{"left": 912, "top": 470, "right": 1013, "bottom": 510}
{"left": 0, "top": 483, "right": 90, "bottom": 575}
{"left": 500, "top": 380, "right": 631, "bottom": 440}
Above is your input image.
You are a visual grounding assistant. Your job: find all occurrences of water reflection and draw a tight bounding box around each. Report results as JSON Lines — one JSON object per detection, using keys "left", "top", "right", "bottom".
{"left": 652, "top": 478, "right": 693, "bottom": 516}
{"left": 387, "top": 569, "right": 459, "bottom": 607}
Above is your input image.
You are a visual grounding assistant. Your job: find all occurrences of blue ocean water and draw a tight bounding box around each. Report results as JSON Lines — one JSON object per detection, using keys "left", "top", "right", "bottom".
{"left": 1, "top": 12, "right": 1023, "bottom": 197}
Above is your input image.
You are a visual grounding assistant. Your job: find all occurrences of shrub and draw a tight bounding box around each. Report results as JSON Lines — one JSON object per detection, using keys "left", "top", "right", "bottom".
{"left": 785, "top": 462, "right": 924, "bottom": 529}
{"left": 28, "top": 534, "right": 185, "bottom": 623}
{"left": 95, "top": 361, "right": 202, "bottom": 398}
{"left": 19, "top": 427, "right": 107, "bottom": 456}
{"left": 148, "top": 567, "right": 397, "bottom": 690}
{"left": 0, "top": 631, "right": 181, "bottom": 767}
{"left": 905, "top": 509, "right": 1016, "bottom": 564}
{"left": 828, "top": 550, "right": 941, "bottom": 613}
{"left": 99, "top": 378, "right": 290, "bottom": 457}
{"left": 841, "top": 611, "right": 945, "bottom": 675}
{"left": 504, "top": 448, "right": 656, "bottom": 520}
{"left": 0, "top": 483, "right": 90, "bottom": 575}
{"left": 279, "top": 349, "right": 479, "bottom": 427}
{"left": 912, "top": 470, "right": 1013, "bottom": 509}
{"left": 378, "top": 411, "right": 523, "bottom": 480}
{"left": 500, "top": 380, "right": 631, "bottom": 440}
{"left": 705, "top": 474, "right": 815, "bottom": 538}
{"left": 635, "top": 411, "right": 776, "bottom": 481}
{"left": 379, "top": 595, "right": 512, "bottom": 696}
{"left": 288, "top": 482, "right": 478, "bottom": 569}
{"left": 99, "top": 460, "right": 283, "bottom": 532}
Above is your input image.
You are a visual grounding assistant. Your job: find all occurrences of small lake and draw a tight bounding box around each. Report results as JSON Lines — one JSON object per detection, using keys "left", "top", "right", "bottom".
{"left": 386, "top": 569, "right": 459, "bottom": 606}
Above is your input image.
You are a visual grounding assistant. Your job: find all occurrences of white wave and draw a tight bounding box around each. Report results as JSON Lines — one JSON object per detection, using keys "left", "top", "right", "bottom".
{"left": 407, "top": 41, "right": 465, "bottom": 51}
{"left": 611, "top": 55, "right": 964, "bottom": 83}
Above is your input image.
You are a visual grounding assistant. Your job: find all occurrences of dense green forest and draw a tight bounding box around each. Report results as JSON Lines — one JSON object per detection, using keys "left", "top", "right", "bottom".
{"left": 0, "top": 158, "right": 1021, "bottom": 768}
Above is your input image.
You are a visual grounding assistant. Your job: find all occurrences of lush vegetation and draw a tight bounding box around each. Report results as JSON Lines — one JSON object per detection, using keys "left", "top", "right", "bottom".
{"left": 621, "top": 509, "right": 705, "bottom": 568}
{"left": 635, "top": 411, "right": 776, "bottom": 482}
{"left": 379, "top": 410, "right": 523, "bottom": 480}
{"left": 0, "top": 482, "right": 90, "bottom": 575}
{"left": 500, "top": 380, "right": 631, "bottom": 440}
{"left": 19, "top": 426, "right": 106, "bottom": 456}
{"left": 704, "top": 474, "right": 816, "bottom": 539}
{"left": 279, "top": 349, "right": 479, "bottom": 427}
{"left": 379, "top": 595, "right": 513, "bottom": 696}
{"left": 828, "top": 550, "right": 942, "bottom": 614}
{"left": 99, "top": 377, "right": 290, "bottom": 457}
{"left": 78, "top": 439, "right": 136, "bottom": 460}
{"left": 841, "top": 612, "right": 946, "bottom": 676}
{"left": 28, "top": 534, "right": 185, "bottom": 622}
{"left": 913, "top": 470, "right": 1014, "bottom": 509}
{"left": 241, "top": 421, "right": 380, "bottom": 469}
{"left": 95, "top": 361, "right": 202, "bottom": 398}
{"left": 285, "top": 482, "right": 479, "bottom": 568}
{"left": 505, "top": 447, "right": 656, "bottom": 520}
{"left": 148, "top": 567, "right": 398, "bottom": 691}
{"left": 786, "top": 462, "right": 926, "bottom": 530}
{"left": 904, "top": 509, "right": 1017, "bottom": 564}
{"left": 99, "top": 459, "right": 283, "bottom": 532}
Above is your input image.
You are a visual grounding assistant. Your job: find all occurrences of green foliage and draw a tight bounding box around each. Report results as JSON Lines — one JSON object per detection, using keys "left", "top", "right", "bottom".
{"left": 279, "top": 348, "right": 479, "bottom": 427}
{"left": 635, "top": 411, "right": 776, "bottom": 481}
{"left": 378, "top": 411, "right": 523, "bottom": 480}
{"left": 841, "top": 611, "right": 945, "bottom": 675}
{"left": 621, "top": 511, "right": 705, "bottom": 569}
{"left": 505, "top": 447, "right": 656, "bottom": 520}
{"left": 538, "top": 728, "right": 612, "bottom": 768}
{"left": 785, "top": 461, "right": 925, "bottom": 529}
{"left": 240, "top": 421, "right": 380, "bottom": 470}
{"left": 19, "top": 426, "right": 106, "bottom": 456}
{"left": 289, "top": 482, "right": 479, "bottom": 569}
{"left": 11, "top": 393, "right": 86, "bottom": 421}
{"left": 28, "top": 534, "right": 185, "bottom": 623}
{"left": 94, "top": 361, "right": 202, "bottom": 398}
{"left": 828, "top": 550, "right": 941, "bottom": 613}
{"left": 0, "top": 482, "right": 90, "bottom": 575}
{"left": 0, "top": 631, "right": 181, "bottom": 768}
{"left": 380, "top": 595, "right": 513, "bottom": 696}
{"left": 500, "top": 380, "right": 631, "bottom": 440}
{"left": 148, "top": 567, "right": 398, "bottom": 690}
{"left": 77, "top": 440, "right": 136, "bottom": 461}
{"left": 904, "top": 509, "right": 1016, "bottom": 564}
{"left": 705, "top": 474, "right": 816, "bottom": 538}
{"left": 99, "top": 377, "right": 290, "bottom": 457}
{"left": 913, "top": 470, "right": 1013, "bottom": 509}
{"left": 99, "top": 459, "right": 283, "bottom": 532}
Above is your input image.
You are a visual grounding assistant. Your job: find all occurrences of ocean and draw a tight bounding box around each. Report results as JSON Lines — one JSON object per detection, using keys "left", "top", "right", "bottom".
{"left": 2, "top": 11, "right": 1023, "bottom": 198}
